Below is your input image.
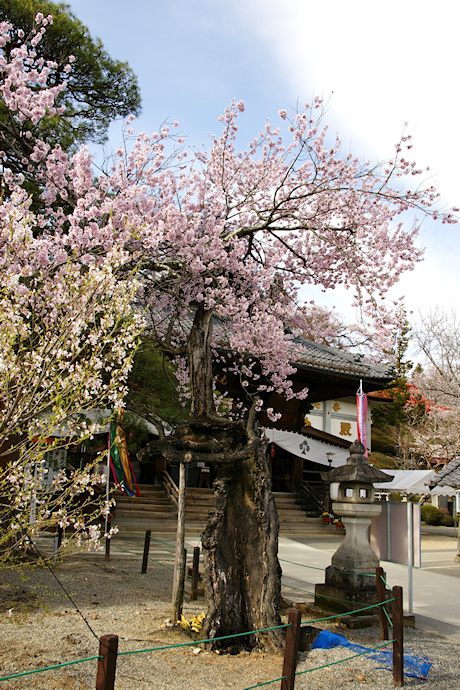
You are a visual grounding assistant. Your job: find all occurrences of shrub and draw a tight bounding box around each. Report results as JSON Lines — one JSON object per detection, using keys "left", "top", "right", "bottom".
{"left": 421, "top": 504, "right": 442, "bottom": 525}
{"left": 368, "top": 451, "right": 399, "bottom": 469}
{"left": 441, "top": 514, "right": 454, "bottom": 527}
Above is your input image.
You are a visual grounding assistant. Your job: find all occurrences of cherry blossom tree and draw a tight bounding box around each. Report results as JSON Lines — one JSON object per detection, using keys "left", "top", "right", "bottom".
{"left": 2, "top": 13, "right": 457, "bottom": 646}
{"left": 124, "top": 102, "right": 455, "bottom": 645}
{"left": 0, "top": 15, "right": 143, "bottom": 561}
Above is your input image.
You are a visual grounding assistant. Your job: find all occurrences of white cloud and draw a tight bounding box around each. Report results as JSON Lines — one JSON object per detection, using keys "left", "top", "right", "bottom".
{"left": 235, "top": 0, "right": 459, "bottom": 204}
{"left": 234, "top": 0, "right": 460, "bottom": 320}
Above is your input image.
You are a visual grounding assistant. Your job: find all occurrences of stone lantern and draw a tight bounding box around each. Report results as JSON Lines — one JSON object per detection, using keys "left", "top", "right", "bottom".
{"left": 315, "top": 439, "right": 392, "bottom": 612}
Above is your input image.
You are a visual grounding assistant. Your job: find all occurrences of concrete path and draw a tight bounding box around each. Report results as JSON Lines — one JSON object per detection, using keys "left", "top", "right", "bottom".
{"left": 277, "top": 533, "right": 460, "bottom": 644}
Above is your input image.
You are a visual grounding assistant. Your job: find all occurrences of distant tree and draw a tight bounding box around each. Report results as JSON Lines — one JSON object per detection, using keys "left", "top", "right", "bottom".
{"left": 0, "top": 0, "right": 141, "bottom": 197}
{"left": 406, "top": 406, "right": 460, "bottom": 466}
{"left": 404, "top": 307, "right": 460, "bottom": 465}
{"left": 126, "top": 343, "right": 190, "bottom": 428}
{"left": 373, "top": 307, "right": 460, "bottom": 467}
{"left": 371, "top": 305, "right": 422, "bottom": 463}
{"left": 413, "top": 307, "right": 460, "bottom": 408}
{"left": 388, "top": 304, "right": 414, "bottom": 379}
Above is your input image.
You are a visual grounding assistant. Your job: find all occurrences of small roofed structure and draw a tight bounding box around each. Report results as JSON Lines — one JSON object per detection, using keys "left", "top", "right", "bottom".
{"left": 429, "top": 457, "right": 460, "bottom": 490}
{"left": 429, "top": 458, "right": 460, "bottom": 563}
{"left": 315, "top": 440, "right": 392, "bottom": 612}
{"left": 375, "top": 469, "right": 456, "bottom": 497}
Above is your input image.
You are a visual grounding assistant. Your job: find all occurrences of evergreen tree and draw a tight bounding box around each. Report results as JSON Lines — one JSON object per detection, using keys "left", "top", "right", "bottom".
{"left": 372, "top": 305, "right": 428, "bottom": 465}
{"left": 0, "top": 1, "right": 141, "bottom": 186}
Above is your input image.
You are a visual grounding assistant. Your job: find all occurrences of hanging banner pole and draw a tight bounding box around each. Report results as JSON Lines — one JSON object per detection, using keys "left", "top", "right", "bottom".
{"left": 105, "top": 431, "right": 110, "bottom": 539}
{"left": 356, "top": 379, "right": 368, "bottom": 458}
{"left": 407, "top": 500, "right": 413, "bottom": 614}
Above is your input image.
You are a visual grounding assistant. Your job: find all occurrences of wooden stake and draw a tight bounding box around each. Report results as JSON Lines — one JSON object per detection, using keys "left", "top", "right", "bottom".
{"left": 141, "top": 529, "right": 151, "bottom": 573}
{"left": 455, "top": 521, "right": 460, "bottom": 562}
{"left": 392, "top": 585, "right": 404, "bottom": 687}
{"left": 53, "top": 526, "right": 64, "bottom": 563}
{"left": 281, "top": 609, "right": 301, "bottom": 690}
{"left": 96, "top": 634, "right": 118, "bottom": 690}
{"left": 105, "top": 519, "right": 111, "bottom": 562}
{"left": 190, "top": 546, "right": 200, "bottom": 600}
{"left": 172, "top": 463, "right": 187, "bottom": 623}
{"left": 376, "top": 566, "right": 388, "bottom": 640}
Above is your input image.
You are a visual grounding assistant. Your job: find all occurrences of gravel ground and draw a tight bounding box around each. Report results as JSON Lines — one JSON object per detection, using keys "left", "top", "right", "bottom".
{"left": 0, "top": 541, "right": 458, "bottom": 689}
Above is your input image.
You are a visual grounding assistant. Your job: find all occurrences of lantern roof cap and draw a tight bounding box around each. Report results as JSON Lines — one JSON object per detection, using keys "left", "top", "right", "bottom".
{"left": 321, "top": 440, "right": 393, "bottom": 484}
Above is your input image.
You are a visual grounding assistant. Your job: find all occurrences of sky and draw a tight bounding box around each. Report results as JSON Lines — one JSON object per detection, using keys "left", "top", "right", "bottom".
{"left": 67, "top": 0, "right": 460, "bottom": 327}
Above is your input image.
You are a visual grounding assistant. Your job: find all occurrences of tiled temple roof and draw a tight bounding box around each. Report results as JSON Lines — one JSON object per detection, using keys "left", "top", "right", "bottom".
{"left": 154, "top": 309, "right": 394, "bottom": 386}
{"left": 293, "top": 337, "right": 393, "bottom": 382}
{"left": 429, "top": 457, "right": 460, "bottom": 488}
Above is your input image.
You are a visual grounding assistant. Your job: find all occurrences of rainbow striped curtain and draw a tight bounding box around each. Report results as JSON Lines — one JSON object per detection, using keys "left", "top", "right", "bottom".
{"left": 109, "top": 416, "right": 140, "bottom": 497}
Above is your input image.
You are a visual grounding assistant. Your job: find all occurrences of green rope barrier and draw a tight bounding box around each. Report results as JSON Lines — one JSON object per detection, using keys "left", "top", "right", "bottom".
{"left": 379, "top": 574, "right": 391, "bottom": 589}
{"left": 327, "top": 568, "right": 376, "bottom": 578}
{"left": 241, "top": 675, "right": 287, "bottom": 689}
{"left": 117, "top": 623, "right": 291, "bottom": 657}
{"left": 281, "top": 582, "right": 315, "bottom": 595}
{"left": 282, "top": 582, "right": 390, "bottom": 609}
{"left": 117, "top": 529, "right": 177, "bottom": 549}
{"left": 148, "top": 536, "right": 177, "bottom": 548}
{"left": 278, "top": 558, "right": 324, "bottom": 571}
{"left": 383, "top": 607, "right": 393, "bottom": 627}
{"left": 300, "top": 597, "right": 396, "bottom": 626}
{"left": 111, "top": 544, "right": 175, "bottom": 571}
{"left": 279, "top": 558, "right": 376, "bottom": 577}
{"left": 0, "top": 655, "right": 101, "bottom": 682}
{"left": 284, "top": 579, "right": 398, "bottom": 617}
{"left": 295, "top": 638, "right": 395, "bottom": 677}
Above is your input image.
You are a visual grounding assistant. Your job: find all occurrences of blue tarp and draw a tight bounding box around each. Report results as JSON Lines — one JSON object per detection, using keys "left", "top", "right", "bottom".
{"left": 311, "top": 630, "right": 432, "bottom": 680}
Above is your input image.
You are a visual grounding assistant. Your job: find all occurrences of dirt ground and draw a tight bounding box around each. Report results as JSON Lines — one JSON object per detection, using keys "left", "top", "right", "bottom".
{"left": 0, "top": 535, "right": 458, "bottom": 689}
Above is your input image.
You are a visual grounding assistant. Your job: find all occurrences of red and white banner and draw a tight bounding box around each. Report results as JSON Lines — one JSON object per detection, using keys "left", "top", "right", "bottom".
{"left": 356, "top": 392, "right": 368, "bottom": 457}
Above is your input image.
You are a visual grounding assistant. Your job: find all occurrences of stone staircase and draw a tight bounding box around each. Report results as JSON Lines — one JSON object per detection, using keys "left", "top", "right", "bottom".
{"left": 112, "top": 484, "right": 335, "bottom": 539}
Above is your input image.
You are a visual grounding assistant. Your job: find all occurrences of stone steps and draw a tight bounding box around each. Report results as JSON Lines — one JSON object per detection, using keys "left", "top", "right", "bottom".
{"left": 112, "top": 484, "right": 332, "bottom": 537}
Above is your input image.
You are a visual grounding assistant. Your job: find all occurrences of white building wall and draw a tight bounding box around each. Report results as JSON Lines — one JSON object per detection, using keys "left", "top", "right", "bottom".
{"left": 304, "top": 396, "right": 372, "bottom": 452}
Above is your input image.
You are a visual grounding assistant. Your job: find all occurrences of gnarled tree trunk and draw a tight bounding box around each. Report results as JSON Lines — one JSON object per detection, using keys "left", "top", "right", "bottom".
{"left": 187, "top": 303, "right": 215, "bottom": 422}
{"left": 142, "top": 305, "right": 284, "bottom": 649}
{"left": 201, "top": 434, "right": 284, "bottom": 650}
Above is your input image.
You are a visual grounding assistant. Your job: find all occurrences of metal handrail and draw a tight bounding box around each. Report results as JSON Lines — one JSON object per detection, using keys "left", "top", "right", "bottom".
{"left": 298, "top": 480, "right": 326, "bottom": 515}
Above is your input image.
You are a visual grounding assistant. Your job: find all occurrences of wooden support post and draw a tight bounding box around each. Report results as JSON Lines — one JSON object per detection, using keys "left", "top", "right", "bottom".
{"left": 190, "top": 546, "right": 200, "bottom": 600}
{"left": 105, "top": 519, "right": 111, "bottom": 562}
{"left": 53, "top": 526, "right": 64, "bottom": 563}
{"left": 172, "top": 462, "right": 187, "bottom": 623}
{"left": 376, "top": 566, "right": 388, "bottom": 641}
{"left": 96, "top": 634, "right": 118, "bottom": 690}
{"left": 183, "top": 547, "right": 187, "bottom": 601}
{"left": 281, "top": 609, "right": 301, "bottom": 690}
{"left": 392, "top": 585, "right": 404, "bottom": 687}
{"left": 141, "top": 529, "right": 151, "bottom": 574}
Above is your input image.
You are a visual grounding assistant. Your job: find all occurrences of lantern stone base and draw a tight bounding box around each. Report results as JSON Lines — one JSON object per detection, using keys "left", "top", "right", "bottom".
{"left": 315, "top": 564, "right": 383, "bottom": 614}
{"left": 314, "top": 500, "right": 384, "bottom": 614}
